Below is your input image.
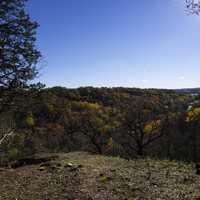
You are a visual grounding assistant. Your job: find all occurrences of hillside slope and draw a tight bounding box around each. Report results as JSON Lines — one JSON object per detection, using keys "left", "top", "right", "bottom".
{"left": 0, "top": 152, "right": 200, "bottom": 200}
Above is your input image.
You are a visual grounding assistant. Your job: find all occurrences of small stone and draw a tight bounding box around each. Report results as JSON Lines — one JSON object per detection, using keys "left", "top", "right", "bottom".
{"left": 38, "top": 166, "right": 46, "bottom": 171}
{"left": 65, "top": 162, "right": 73, "bottom": 167}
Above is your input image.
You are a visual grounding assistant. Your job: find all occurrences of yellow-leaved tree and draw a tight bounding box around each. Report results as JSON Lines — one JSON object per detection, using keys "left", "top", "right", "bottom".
{"left": 118, "top": 100, "right": 168, "bottom": 157}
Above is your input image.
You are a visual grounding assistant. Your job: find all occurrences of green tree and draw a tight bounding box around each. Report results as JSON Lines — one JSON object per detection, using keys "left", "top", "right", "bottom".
{"left": 0, "top": 0, "right": 41, "bottom": 153}
{"left": 0, "top": 0, "right": 41, "bottom": 90}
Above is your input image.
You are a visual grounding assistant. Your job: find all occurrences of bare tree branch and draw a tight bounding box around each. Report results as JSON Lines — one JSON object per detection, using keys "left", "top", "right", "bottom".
{"left": 0, "top": 130, "right": 14, "bottom": 146}
{"left": 186, "top": 0, "right": 200, "bottom": 15}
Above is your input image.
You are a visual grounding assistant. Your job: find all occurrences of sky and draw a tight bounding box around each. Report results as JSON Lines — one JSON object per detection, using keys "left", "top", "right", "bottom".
{"left": 27, "top": 0, "right": 200, "bottom": 89}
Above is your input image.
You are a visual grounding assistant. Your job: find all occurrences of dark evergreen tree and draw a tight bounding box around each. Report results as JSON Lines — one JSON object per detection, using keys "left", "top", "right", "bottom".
{"left": 0, "top": 0, "right": 41, "bottom": 90}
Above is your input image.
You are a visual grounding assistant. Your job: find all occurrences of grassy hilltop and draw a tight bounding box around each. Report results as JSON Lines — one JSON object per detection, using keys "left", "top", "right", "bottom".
{"left": 0, "top": 152, "right": 200, "bottom": 200}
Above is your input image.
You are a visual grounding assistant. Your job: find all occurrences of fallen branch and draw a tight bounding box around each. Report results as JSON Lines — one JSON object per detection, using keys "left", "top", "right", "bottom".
{"left": 0, "top": 130, "right": 14, "bottom": 146}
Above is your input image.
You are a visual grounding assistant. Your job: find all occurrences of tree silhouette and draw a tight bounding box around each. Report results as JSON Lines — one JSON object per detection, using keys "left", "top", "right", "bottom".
{"left": 118, "top": 100, "right": 168, "bottom": 157}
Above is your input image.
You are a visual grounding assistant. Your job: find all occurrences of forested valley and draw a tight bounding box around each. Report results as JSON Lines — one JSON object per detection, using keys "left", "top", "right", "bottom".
{"left": 1, "top": 86, "right": 200, "bottom": 164}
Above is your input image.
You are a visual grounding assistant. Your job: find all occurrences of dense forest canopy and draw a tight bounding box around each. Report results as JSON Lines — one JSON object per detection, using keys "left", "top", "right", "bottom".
{"left": 0, "top": 86, "right": 199, "bottom": 164}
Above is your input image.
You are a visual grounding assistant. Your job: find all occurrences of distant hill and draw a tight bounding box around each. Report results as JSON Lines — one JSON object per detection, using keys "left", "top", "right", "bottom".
{"left": 174, "top": 88, "right": 200, "bottom": 95}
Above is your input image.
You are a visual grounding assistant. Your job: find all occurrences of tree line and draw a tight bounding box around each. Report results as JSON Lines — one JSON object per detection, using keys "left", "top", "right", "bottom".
{"left": 1, "top": 86, "right": 200, "bottom": 164}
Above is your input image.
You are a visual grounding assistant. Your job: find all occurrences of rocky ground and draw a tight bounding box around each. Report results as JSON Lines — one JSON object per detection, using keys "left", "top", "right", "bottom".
{"left": 0, "top": 152, "right": 200, "bottom": 200}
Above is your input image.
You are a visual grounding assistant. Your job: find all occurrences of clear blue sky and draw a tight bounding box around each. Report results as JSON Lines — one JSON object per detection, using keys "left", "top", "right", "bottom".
{"left": 27, "top": 0, "right": 200, "bottom": 89}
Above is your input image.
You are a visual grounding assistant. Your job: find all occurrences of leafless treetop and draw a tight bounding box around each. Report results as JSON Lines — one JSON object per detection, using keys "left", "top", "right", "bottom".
{"left": 186, "top": 0, "right": 200, "bottom": 14}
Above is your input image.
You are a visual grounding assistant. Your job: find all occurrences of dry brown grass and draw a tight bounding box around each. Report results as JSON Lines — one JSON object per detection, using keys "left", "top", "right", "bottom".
{"left": 0, "top": 152, "right": 200, "bottom": 200}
